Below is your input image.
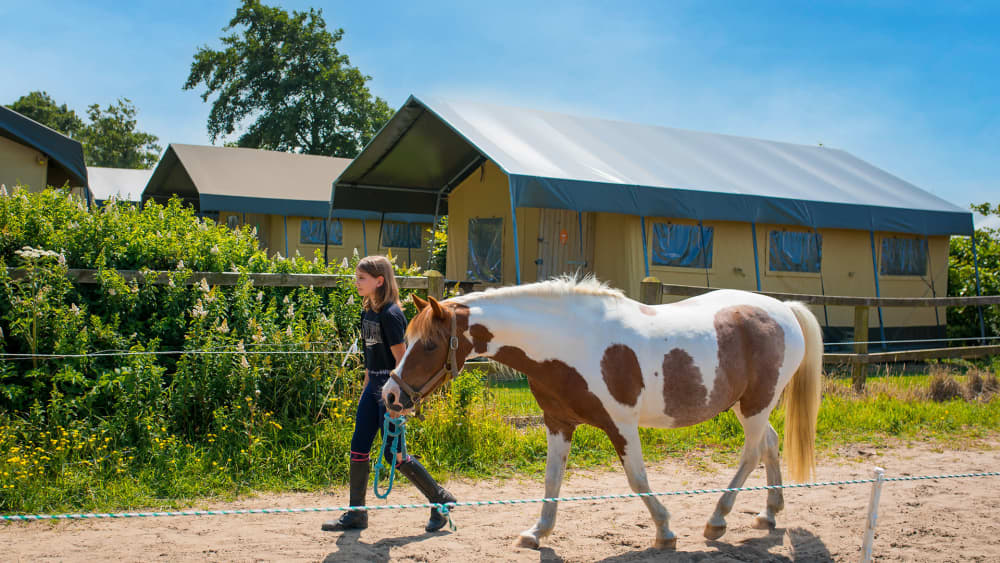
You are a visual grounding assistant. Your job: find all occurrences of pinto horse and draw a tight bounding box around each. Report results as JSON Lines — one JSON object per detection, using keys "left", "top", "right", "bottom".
{"left": 383, "top": 277, "right": 822, "bottom": 549}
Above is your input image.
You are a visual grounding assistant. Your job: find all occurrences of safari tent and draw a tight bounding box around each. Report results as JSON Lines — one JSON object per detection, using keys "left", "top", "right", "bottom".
{"left": 142, "top": 144, "right": 433, "bottom": 264}
{"left": 0, "top": 105, "right": 89, "bottom": 202}
{"left": 331, "top": 96, "right": 975, "bottom": 344}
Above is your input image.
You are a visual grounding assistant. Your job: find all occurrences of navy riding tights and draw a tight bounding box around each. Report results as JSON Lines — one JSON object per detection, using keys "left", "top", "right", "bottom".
{"left": 349, "top": 376, "right": 409, "bottom": 466}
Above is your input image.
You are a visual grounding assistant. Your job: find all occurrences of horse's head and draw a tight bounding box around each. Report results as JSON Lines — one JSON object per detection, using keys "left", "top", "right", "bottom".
{"left": 383, "top": 295, "right": 470, "bottom": 415}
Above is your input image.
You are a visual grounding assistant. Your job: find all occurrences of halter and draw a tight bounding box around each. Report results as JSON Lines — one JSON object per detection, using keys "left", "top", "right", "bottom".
{"left": 389, "top": 311, "right": 460, "bottom": 408}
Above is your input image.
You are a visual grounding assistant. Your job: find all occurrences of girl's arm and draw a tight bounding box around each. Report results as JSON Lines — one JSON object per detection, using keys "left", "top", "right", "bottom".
{"left": 363, "top": 369, "right": 369, "bottom": 388}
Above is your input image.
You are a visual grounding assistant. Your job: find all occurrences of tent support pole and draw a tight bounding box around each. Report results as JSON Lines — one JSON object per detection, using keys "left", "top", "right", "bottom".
{"left": 698, "top": 220, "right": 709, "bottom": 288}
{"left": 324, "top": 184, "right": 334, "bottom": 265}
{"left": 971, "top": 232, "right": 986, "bottom": 342}
{"left": 641, "top": 216, "right": 650, "bottom": 278}
{"left": 362, "top": 219, "right": 368, "bottom": 256}
{"left": 751, "top": 222, "right": 761, "bottom": 291}
{"left": 869, "top": 231, "right": 887, "bottom": 351}
{"left": 508, "top": 179, "right": 521, "bottom": 285}
{"left": 283, "top": 215, "right": 288, "bottom": 258}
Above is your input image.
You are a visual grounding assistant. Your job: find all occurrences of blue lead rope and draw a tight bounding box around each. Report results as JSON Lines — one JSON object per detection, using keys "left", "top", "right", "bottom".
{"left": 373, "top": 413, "right": 407, "bottom": 499}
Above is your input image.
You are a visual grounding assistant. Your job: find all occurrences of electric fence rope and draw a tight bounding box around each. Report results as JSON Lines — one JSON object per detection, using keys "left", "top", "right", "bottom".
{"left": 3, "top": 471, "right": 997, "bottom": 522}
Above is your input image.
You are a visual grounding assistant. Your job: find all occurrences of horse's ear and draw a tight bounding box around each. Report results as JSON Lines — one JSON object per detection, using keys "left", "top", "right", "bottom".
{"left": 412, "top": 294, "right": 429, "bottom": 311}
{"left": 428, "top": 296, "right": 446, "bottom": 320}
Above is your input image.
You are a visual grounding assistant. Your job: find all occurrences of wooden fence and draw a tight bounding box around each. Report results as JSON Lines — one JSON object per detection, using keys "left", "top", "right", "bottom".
{"left": 6, "top": 268, "right": 447, "bottom": 300}
{"left": 639, "top": 277, "right": 1000, "bottom": 390}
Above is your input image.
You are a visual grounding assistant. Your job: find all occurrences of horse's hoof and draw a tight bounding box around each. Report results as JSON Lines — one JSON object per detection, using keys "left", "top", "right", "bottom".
{"left": 653, "top": 536, "right": 677, "bottom": 549}
{"left": 752, "top": 514, "right": 775, "bottom": 530}
{"left": 703, "top": 523, "right": 727, "bottom": 540}
{"left": 514, "top": 534, "right": 540, "bottom": 550}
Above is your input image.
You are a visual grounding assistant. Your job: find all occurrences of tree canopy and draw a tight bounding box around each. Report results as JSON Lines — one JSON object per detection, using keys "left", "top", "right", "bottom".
{"left": 77, "top": 99, "right": 162, "bottom": 169}
{"left": 183, "top": 0, "right": 393, "bottom": 157}
{"left": 6, "top": 91, "right": 85, "bottom": 138}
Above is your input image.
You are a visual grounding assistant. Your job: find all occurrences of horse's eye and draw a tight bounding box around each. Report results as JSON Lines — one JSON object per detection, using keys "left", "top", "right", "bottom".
{"left": 425, "top": 341, "right": 438, "bottom": 352}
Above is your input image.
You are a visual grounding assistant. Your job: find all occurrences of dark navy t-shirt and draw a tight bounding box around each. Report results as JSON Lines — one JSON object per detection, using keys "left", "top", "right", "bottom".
{"left": 360, "top": 302, "right": 407, "bottom": 378}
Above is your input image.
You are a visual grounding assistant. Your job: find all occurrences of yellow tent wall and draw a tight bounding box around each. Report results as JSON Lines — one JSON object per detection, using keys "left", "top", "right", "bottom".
{"left": 218, "top": 211, "right": 430, "bottom": 266}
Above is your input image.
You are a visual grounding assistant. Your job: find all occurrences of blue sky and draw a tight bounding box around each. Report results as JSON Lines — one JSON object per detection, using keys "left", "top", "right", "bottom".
{"left": 2, "top": 1, "right": 997, "bottom": 226}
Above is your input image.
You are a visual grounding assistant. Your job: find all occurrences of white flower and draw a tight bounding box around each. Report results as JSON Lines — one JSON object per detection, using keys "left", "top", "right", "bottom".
{"left": 70, "top": 304, "right": 80, "bottom": 315}
{"left": 108, "top": 288, "right": 117, "bottom": 296}
{"left": 353, "top": 248, "right": 359, "bottom": 258}
{"left": 210, "top": 245, "right": 220, "bottom": 255}
{"left": 275, "top": 252, "right": 283, "bottom": 261}
{"left": 347, "top": 295, "right": 355, "bottom": 305}
{"left": 168, "top": 278, "right": 175, "bottom": 288}
{"left": 285, "top": 325, "right": 293, "bottom": 337}
{"left": 200, "top": 278, "right": 210, "bottom": 293}
{"left": 0, "top": 184, "right": 6, "bottom": 196}
{"left": 177, "top": 260, "right": 185, "bottom": 270}
{"left": 256, "top": 291, "right": 264, "bottom": 302}
{"left": 240, "top": 355, "right": 250, "bottom": 369}
{"left": 286, "top": 304, "right": 294, "bottom": 317}
{"left": 217, "top": 319, "right": 229, "bottom": 334}
{"left": 236, "top": 340, "right": 246, "bottom": 353}
{"left": 340, "top": 257, "right": 349, "bottom": 269}
{"left": 282, "top": 296, "right": 289, "bottom": 305}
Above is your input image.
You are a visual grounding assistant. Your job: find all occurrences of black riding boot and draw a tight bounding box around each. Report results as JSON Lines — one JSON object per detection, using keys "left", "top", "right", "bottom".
{"left": 396, "top": 458, "right": 457, "bottom": 532}
{"left": 321, "top": 460, "right": 370, "bottom": 531}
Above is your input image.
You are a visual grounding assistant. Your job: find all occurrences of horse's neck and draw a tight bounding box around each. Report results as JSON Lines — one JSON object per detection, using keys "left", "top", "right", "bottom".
{"left": 466, "top": 294, "right": 598, "bottom": 362}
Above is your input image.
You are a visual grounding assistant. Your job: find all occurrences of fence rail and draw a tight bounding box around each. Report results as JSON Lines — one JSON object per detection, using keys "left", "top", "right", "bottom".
{"left": 5, "top": 268, "right": 446, "bottom": 299}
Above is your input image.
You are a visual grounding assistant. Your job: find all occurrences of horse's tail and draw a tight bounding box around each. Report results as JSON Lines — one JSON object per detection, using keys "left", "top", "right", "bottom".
{"left": 783, "top": 301, "right": 823, "bottom": 483}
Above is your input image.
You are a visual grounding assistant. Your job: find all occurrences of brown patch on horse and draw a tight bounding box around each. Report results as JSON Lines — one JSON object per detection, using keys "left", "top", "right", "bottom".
{"left": 639, "top": 304, "right": 657, "bottom": 316}
{"left": 661, "top": 348, "right": 713, "bottom": 426}
{"left": 601, "top": 344, "right": 644, "bottom": 407}
{"left": 492, "top": 345, "right": 628, "bottom": 458}
{"left": 469, "top": 324, "right": 494, "bottom": 354}
{"left": 714, "top": 305, "right": 785, "bottom": 418}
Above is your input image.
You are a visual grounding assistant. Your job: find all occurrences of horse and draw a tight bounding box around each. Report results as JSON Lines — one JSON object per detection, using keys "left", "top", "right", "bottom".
{"left": 382, "top": 276, "right": 822, "bottom": 549}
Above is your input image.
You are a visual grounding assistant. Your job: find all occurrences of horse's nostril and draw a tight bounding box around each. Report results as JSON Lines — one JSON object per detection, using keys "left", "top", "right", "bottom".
{"left": 387, "top": 392, "right": 397, "bottom": 405}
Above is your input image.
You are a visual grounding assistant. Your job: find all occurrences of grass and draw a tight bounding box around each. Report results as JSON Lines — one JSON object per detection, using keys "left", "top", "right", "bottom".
{"left": 2, "top": 366, "right": 999, "bottom": 515}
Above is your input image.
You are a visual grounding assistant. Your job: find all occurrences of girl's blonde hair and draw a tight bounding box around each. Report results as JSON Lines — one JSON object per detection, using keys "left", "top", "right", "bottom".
{"left": 357, "top": 255, "right": 400, "bottom": 312}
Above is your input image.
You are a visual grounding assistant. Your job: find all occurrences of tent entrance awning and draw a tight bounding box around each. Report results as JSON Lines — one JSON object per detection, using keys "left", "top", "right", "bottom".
{"left": 332, "top": 96, "right": 973, "bottom": 236}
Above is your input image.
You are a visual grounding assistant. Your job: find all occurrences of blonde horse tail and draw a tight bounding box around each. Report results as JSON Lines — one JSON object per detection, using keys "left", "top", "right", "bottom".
{"left": 783, "top": 301, "right": 823, "bottom": 483}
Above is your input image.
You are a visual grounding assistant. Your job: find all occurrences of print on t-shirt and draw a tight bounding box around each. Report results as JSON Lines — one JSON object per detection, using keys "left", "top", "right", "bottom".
{"left": 362, "top": 318, "right": 382, "bottom": 348}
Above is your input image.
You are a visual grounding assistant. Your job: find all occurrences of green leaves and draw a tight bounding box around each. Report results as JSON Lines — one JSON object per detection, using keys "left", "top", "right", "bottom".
{"left": 948, "top": 202, "right": 1000, "bottom": 339}
{"left": 183, "top": 0, "right": 393, "bottom": 157}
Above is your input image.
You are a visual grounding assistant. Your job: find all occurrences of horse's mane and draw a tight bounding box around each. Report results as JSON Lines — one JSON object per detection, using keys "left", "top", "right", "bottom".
{"left": 407, "top": 275, "right": 623, "bottom": 344}
{"left": 456, "top": 274, "right": 625, "bottom": 302}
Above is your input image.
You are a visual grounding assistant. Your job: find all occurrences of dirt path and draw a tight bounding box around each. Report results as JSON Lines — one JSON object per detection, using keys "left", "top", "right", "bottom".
{"left": 4, "top": 438, "right": 1000, "bottom": 562}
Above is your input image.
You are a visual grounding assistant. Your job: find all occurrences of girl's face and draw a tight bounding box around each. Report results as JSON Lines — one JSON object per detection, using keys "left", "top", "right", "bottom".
{"left": 354, "top": 269, "right": 383, "bottom": 297}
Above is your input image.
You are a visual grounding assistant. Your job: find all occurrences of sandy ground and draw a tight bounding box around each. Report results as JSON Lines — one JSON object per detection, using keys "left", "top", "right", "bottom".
{"left": 3, "top": 437, "right": 999, "bottom": 562}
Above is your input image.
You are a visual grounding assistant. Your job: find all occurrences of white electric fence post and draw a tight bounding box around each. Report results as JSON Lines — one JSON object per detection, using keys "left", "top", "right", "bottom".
{"left": 860, "top": 467, "right": 886, "bottom": 563}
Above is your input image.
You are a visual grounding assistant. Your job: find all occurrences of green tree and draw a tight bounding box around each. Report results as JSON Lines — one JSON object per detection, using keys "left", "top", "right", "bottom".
{"left": 183, "top": 0, "right": 393, "bottom": 157}
{"left": 6, "top": 91, "right": 85, "bottom": 138}
{"left": 948, "top": 203, "right": 1000, "bottom": 339}
{"left": 77, "top": 98, "right": 162, "bottom": 169}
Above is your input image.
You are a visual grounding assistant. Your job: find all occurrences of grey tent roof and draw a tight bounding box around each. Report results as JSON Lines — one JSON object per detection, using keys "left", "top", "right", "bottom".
{"left": 144, "top": 144, "right": 431, "bottom": 222}
{"left": 0, "top": 105, "right": 88, "bottom": 188}
{"left": 88, "top": 166, "right": 151, "bottom": 203}
{"left": 333, "top": 96, "right": 972, "bottom": 236}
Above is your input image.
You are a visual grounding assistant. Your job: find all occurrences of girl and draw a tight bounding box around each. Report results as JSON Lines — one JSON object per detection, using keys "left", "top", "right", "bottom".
{"left": 322, "top": 255, "right": 456, "bottom": 533}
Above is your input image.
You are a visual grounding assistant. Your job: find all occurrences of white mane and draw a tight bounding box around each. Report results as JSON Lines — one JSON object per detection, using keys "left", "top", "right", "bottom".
{"left": 453, "top": 274, "right": 624, "bottom": 303}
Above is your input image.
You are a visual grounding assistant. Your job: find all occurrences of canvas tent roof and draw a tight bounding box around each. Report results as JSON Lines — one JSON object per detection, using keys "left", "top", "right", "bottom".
{"left": 0, "top": 105, "right": 88, "bottom": 188}
{"left": 143, "top": 144, "right": 431, "bottom": 222}
{"left": 333, "top": 96, "right": 973, "bottom": 236}
{"left": 87, "top": 166, "right": 151, "bottom": 202}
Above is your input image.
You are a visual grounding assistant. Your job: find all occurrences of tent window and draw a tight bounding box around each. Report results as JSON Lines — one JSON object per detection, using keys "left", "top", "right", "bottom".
{"left": 381, "top": 221, "right": 422, "bottom": 248}
{"left": 881, "top": 238, "right": 927, "bottom": 276}
{"left": 769, "top": 231, "right": 822, "bottom": 273}
{"left": 300, "top": 219, "right": 342, "bottom": 245}
{"left": 226, "top": 215, "right": 240, "bottom": 229}
{"left": 468, "top": 217, "right": 503, "bottom": 282}
{"left": 651, "top": 223, "right": 713, "bottom": 268}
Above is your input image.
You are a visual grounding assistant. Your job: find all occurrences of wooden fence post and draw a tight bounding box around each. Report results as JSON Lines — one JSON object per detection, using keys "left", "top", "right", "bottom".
{"left": 853, "top": 305, "right": 870, "bottom": 392}
{"left": 425, "top": 270, "right": 444, "bottom": 301}
{"left": 640, "top": 276, "right": 663, "bottom": 305}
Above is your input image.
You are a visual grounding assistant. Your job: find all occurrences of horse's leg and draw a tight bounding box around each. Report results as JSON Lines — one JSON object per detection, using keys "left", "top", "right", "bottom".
{"left": 752, "top": 423, "right": 784, "bottom": 530}
{"left": 618, "top": 425, "right": 676, "bottom": 549}
{"left": 704, "top": 411, "right": 768, "bottom": 540}
{"left": 515, "top": 423, "right": 575, "bottom": 549}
